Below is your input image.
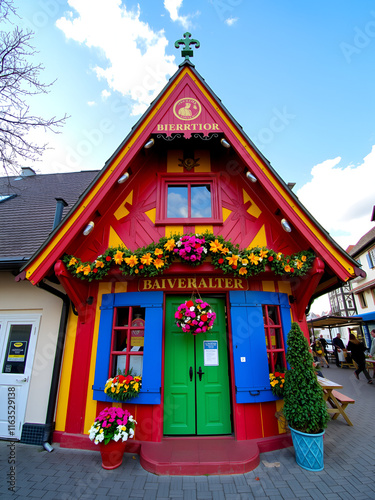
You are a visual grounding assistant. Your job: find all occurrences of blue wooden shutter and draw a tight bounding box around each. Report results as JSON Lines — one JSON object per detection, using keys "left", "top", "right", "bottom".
{"left": 92, "top": 291, "right": 163, "bottom": 404}
{"left": 229, "top": 290, "right": 291, "bottom": 403}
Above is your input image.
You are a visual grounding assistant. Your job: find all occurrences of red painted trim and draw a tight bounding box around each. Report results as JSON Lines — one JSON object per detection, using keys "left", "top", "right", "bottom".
{"left": 64, "top": 297, "right": 97, "bottom": 434}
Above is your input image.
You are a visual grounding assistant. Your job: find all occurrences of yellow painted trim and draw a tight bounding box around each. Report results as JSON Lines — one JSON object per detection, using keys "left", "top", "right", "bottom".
{"left": 26, "top": 67, "right": 354, "bottom": 280}
{"left": 165, "top": 226, "right": 184, "bottom": 237}
{"left": 243, "top": 190, "right": 261, "bottom": 218}
{"left": 83, "top": 282, "right": 113, "bottom": 434}
{"left": 248, "top": 225, "right": 267, "bottom": 248}
{"left": 275, "top": 399, "right": 286, "bottom": 434}
{"left": 167, "top": 150, "right": 183, "bottom": 172}
{"left": 195, "top": 225, "right": 213, "bottom": 234}
{"left": 114, "top": 190, "right": 133, "bottom": 220}
{"left": 115, "top": 282, "right": 128, "bottom": 293}
{"left": 55, "top": 310, "right": 78, "bottom": 432}
{"left": 222, "top": 207, "right": 232, "bottom": 222}
{"left": 262, "top": 281, "right": 275, "bottom": 292}
{"left": 194, "top": 150, "right": 211, "bottom": 172}
{"left": 108, "top": 226, "right": 126, "bottom": 248}
{"left": 145, "top": 208, "right": 156, "bottom": 223}
{"left": 278, "top": 281, "right": 292, "bottom": 296}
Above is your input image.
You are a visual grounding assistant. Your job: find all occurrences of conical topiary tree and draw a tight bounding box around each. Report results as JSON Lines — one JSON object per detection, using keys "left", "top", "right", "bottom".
{"left": 283, "top": 322, "right": 329, "bottom": 434}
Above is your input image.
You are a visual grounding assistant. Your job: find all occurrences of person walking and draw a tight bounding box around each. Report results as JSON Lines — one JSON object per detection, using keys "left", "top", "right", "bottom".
{"left": 332, "top": 333, "right": 345, "bottom": 367}
{"left": 311, "top": 338, "right": 329, "bottom": 368}
{"left": 319, "top": 334, "right": 330, "bottom": 364}
{"left": 347, "top": 333, "right": 373, "bottom": 384}
{"left": 370, "top": 329, "right": 375, "bottom": 356}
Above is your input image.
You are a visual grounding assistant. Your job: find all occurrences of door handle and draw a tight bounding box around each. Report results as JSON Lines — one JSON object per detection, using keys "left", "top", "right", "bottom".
{"left": 197, "top": 366, "right": 205, "bottom": 381}
{"left": 189, "top": 366, "right": 193, "bottom": 382}
{"left": 16, "top": 376, "right": 29, "bottom": 383}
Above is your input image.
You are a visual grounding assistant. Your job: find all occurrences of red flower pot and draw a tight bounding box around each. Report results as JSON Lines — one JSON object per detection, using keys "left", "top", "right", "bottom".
{"left": 99, "top": 440, "right": 127, "bottom": 470}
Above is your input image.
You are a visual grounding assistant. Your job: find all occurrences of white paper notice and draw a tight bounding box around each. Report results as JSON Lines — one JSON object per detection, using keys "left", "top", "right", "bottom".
{"left": 203, "top": 340, "right": 219, "bottom": 366}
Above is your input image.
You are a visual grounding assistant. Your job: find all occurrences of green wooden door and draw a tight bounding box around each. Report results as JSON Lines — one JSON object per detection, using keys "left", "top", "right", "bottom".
{"left": 164, "top": 296, "right": 231, "bottom": 435}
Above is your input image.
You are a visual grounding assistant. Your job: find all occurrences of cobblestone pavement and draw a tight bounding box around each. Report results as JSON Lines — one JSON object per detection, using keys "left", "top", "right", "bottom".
{"left": 1, "top": 365, "right": 374, "bottom": 499}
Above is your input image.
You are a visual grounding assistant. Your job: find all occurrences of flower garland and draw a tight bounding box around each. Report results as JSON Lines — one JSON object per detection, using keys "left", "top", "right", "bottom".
{"left": 175, "top": 299, "right": 216, "bottom": 334}
{"left": 63, "top": 232, "right": 315, "bottom": 282}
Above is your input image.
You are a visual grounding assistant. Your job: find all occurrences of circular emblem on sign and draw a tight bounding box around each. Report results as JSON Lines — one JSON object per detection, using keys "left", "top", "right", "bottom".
{"left": 173, "top": 97, "right": 201, "bottom": 121}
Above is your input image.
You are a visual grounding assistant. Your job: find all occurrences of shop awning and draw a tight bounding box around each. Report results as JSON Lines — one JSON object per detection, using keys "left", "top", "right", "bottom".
{"left": 351, "top": 311, "right": 375, "bottom": 322}
{"left": 307, "top": 315, "right": 363, "bottom": 329}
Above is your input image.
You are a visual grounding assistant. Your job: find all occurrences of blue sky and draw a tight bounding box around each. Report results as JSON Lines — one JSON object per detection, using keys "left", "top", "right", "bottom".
{"left": 10, "top": 1, "right": 375, "bottom": 310}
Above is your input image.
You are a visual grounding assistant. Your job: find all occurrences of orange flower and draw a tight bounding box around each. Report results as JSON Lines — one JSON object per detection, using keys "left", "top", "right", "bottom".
{"left": 95, "top": 260, "right": 104, "bottom": 268}
{"left": 284, "top": 264, "right": 291, "bottom": 272}
{"left": 296, "top": 260, "right": 303, "bottom": 269}
{"left": 301, "top": 255, "right": 307, "bottom": 262}
{"left": 76, "top": 265, "right": 84, "bottom": 274}
{"left": 113, "top": 250, "right": 124, "bottom": 265}
{"left": 154, "top": 248, "right": 163, "bottom": 256}
{"left": 164, "top": 239, "right": 175, "bottom": 252}
{"left": 83, "top": 265, "right": 92, "bottom": 275}
{"left": 153, "top": 258, "right": 164, "bottom": 269}
{"left": 125, "top": 255, "right": 138, "bottom": 267}
{"left": 249, "top": 253, "right": 260, "bottom": 265}
{"left": 141, "top": 253, "right": 153, "bottom": 265}
{"left": 259, "top": 249, "right": 268, "bottom": 259}
{"left": 221, "top": 247, "right": 230, "bottom": 255}
{"left": 226, "top": 254, "right": 239, "bottom": 266}
{"left": 210, "top": 239, "right": 223, "bottom": 253}
{"left": 276, "top": 252, "right": 283, "bottom": 261}
{"left": 239, "top": 267, "right": 247, "bottom": 275}
{"left": 68, "top": 257, "right": 77, "bottom": 266}
{"left": 241, "top": 258, "right": 249, "bottom": 265}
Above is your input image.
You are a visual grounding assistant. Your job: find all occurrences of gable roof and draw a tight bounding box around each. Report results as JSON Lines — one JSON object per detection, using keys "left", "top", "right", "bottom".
{"left": 21, "top": 61, "right": 363, "bottom": 294}
{"left": 347, "top": 226, "right": 375, "bottom": 257}
{"left": 0, "top": 170, "right": 98, "bottom": 269}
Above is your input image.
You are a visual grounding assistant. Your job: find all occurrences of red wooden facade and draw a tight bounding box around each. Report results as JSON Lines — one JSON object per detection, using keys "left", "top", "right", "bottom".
{"left": 23, "top": 57, "right": 362, "bottom": 474}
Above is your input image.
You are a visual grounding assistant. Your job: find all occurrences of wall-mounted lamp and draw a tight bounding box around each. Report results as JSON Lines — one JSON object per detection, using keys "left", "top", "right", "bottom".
{"left": 246, "top": 171, "right": 257, "bottom": 183}
{"left": 220, "top": 138, "right": 231, "bottom": 148}
{"left": 83, "top": 221, "right": 95, "bottom": 236}
{"left": 144, "top": 138, "right": 155, "bottom": 149}
{"left": 117, "top": 172, "right": 130, "bottom": 184}
{"left": 281, "top": 218, "right": 292, "bottom": 232}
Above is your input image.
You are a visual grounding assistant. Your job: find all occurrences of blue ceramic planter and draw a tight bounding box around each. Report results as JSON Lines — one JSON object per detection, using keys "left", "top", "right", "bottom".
{"left": 289, "top": 426, "right": 325, "bottom": 471}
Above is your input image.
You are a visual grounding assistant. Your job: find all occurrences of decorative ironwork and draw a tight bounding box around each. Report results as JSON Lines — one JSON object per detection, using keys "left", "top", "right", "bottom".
{"left": 175, "top": 32, "right": 200, "bottom": 62}
{"left": 156, "top": 134, "right": 183, "bottom": 142}
{"left": 193, "top": 133, "right": 219, "bottom": 141}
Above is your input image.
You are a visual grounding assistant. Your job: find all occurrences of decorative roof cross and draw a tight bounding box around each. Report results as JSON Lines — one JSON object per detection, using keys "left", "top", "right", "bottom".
{"left": 175, "top": 32, "right": 200, "bottom": 63}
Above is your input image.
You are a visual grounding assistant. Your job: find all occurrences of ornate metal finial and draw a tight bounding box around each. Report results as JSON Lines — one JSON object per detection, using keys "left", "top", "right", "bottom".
{"left": 175, "top": 32, "right": 200, "bottom": 63}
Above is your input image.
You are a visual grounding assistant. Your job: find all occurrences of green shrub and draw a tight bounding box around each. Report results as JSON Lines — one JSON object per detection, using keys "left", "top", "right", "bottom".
{"left": 283, "top": 322, "right": 329, "bottom": 434}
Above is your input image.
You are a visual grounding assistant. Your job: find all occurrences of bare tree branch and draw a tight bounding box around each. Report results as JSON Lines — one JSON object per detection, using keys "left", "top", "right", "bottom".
{"left": 0, "top": 0, "right": 68, "bottom": 175}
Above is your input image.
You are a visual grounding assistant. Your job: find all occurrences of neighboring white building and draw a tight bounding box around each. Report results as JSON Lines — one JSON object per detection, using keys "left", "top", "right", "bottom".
{"left": 347, "top": 225, "right": 375, "bottom": 345}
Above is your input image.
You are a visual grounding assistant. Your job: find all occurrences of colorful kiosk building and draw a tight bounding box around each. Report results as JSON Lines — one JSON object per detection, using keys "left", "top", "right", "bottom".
{"left": 23, "top": 35, "right": 363, "bottom": 474}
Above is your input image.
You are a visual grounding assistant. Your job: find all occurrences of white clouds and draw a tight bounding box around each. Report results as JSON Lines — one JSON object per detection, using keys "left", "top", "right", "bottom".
{"left": 101, "top": 89, "right": 111, "bottom": 100}
{"left": 297, "top": 146, "right": 375, "bottom": 250}
{"left": 225, "top": 17, "right": 238, "bottom": 26}
{"left": 164, "top": 0, "right": 191, "bottom": 29}
{"left": 87, "top": 101, "right": 96, "bottom": 106}
{"left": 56, "top": 0, "right": 177, "bottom": 116}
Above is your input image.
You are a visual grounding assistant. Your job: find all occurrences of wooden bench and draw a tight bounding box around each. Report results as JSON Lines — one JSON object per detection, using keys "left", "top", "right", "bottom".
{"left": 327, "top": 390, "right": 355, "bottom": 426}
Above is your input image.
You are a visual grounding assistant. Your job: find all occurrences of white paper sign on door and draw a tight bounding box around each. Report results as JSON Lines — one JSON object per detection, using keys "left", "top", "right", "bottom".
{"left": 203, "top": 340, "right": 219, "bottom": 366}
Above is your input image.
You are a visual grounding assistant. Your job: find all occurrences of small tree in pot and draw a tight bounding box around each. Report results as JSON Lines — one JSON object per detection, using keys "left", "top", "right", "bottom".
{"left": 283, "top": 322, "right": 329, "bottom": 470}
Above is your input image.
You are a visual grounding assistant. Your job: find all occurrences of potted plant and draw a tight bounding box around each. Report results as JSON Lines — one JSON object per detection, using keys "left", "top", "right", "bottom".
{"left": 283, "top": 322, "right": 329, "bottom": 471}
{"left": 89, "top": 406, "right": 137, "bottom": 469}
{"left": 104, "top": 372, "right": 142, "bottom": 402}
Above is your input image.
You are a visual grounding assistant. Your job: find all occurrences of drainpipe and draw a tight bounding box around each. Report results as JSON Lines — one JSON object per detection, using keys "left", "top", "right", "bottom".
{"left": 38, "top": 281, "right": 70, "bottom": 452}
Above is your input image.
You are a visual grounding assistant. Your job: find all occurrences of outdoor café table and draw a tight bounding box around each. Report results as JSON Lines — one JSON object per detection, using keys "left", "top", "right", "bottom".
{"left": 317, "top": 376, "right": 354, "bottom": 426}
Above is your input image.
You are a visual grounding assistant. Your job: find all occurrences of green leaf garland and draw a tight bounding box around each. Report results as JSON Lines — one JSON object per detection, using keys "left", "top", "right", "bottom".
{"left": 62, "top": 232, "right": 315, "bottom": 282}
